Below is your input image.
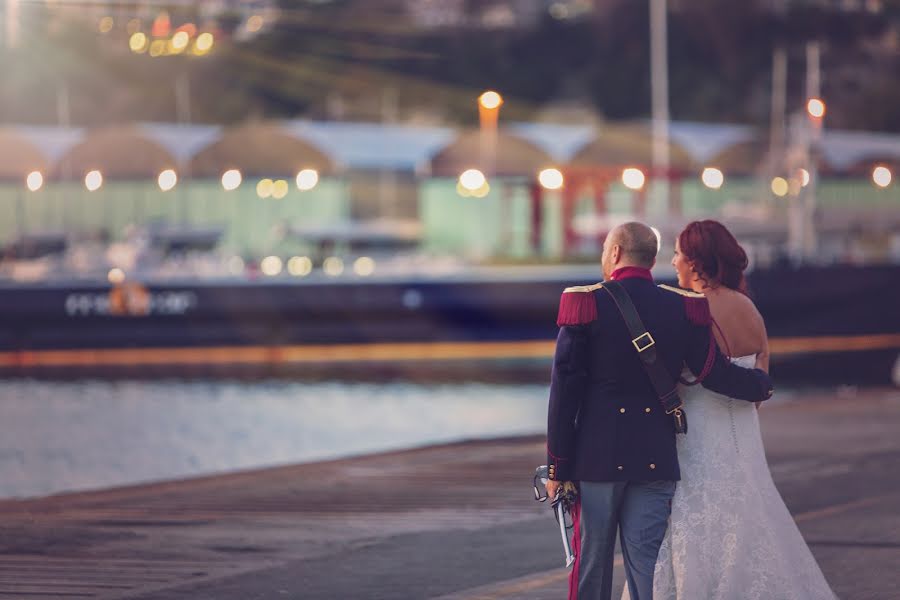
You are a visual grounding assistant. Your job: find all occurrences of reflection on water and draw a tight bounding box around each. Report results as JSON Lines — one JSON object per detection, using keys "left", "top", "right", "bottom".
{"left": 0, "top": 379, "right": 548, "bottom": 499}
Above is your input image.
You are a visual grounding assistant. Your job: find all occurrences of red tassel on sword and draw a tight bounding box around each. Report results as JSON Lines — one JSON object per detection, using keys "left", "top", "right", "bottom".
{"left": 568, "top": 498, "right": 581, "bottom": 600}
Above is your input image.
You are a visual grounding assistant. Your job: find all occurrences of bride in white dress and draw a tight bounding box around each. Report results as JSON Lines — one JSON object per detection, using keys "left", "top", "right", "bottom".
{"left": 625, "top": 220, "right": 837, "bottom": 600}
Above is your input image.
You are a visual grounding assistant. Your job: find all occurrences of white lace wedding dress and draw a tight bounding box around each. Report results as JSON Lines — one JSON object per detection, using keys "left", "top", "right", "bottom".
{"left": 623, "top": 356, "right": 837, "bottom": 600}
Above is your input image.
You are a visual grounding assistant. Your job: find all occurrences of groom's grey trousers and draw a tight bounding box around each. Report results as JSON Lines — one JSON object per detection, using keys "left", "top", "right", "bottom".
{"left": 577, "top": 480, "right": 676, "bottom": 600}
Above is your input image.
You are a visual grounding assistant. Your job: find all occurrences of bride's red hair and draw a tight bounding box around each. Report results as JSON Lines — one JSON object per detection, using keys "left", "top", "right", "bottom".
{"left": 677, "top": 220, "right": 749, "bottom": 294}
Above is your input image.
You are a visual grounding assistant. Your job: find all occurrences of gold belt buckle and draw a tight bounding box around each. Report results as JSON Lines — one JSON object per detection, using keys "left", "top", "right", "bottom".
{"left": 632, "top": 332, "right": 655, "bottom": 353}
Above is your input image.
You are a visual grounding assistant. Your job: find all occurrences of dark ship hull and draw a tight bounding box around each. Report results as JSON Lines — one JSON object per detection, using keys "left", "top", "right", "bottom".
{"left": 0, "top": 264, "right": 897, "bottom": 384}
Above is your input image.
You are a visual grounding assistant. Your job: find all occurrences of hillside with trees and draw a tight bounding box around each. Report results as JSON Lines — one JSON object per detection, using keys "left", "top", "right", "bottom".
{"left": 2, "top": 0, "right": 899, "bottom": 131}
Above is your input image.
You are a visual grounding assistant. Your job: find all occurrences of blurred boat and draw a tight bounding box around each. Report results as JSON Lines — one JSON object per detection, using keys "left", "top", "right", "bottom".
{"left": 0, "top": 216, "right": 898, "bottom": 384}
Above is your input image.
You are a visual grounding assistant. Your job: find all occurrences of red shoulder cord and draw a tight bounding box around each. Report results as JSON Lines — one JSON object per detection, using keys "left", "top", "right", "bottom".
{"left": 680, "top": 317, "right": 731, "bottom": 386}
{"left": 713, "top": 318, "right": 733, "bottom": 358}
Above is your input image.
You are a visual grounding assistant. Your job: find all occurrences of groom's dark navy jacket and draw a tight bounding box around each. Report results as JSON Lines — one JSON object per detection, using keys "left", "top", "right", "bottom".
{"left": 546, "top": 267, "right": 774, "bottom": 483}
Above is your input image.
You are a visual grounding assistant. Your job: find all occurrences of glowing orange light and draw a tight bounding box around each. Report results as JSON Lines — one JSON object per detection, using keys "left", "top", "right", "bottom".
{"left": 807, "top": 98, "right": 826, "bottom": 119}
{"left": 151, "top": 11, "right": 171, "bottom": 38}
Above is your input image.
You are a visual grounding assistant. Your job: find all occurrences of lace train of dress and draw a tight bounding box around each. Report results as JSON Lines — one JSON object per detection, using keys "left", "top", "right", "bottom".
{"left": 623, "top": 356, "right": 837, "bottom": 600}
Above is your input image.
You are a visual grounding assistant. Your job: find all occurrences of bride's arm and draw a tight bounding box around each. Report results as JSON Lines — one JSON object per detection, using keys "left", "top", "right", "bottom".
{"left": 686, "top": 325, "right": 773, "bottom": 402}
{"left": 749, "top": 304, "right": 770, "bottom": 409}
{"left": 755, "top": 336, "right": 769, "bottom": 372}
{"left": 754, "top": 311, "right": 770, "bottom": 373}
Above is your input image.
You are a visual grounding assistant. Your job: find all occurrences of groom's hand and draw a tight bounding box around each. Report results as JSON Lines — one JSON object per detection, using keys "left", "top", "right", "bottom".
{"left": 545, "top": 479, "right": 561, "bottom": 500}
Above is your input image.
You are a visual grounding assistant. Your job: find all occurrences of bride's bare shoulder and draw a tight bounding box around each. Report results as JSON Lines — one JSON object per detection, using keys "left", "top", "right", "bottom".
{"left": 706, "top": 288, "right": 768, "bottom": 355}
{"left": 708, "top": 287, "right": 761, "bottom": 317}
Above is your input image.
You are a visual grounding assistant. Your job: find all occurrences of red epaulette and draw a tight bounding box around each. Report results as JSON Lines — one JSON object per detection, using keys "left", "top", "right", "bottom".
{"left": 556, "top": 283, "right": 602, "bottom": 326}
{"left": 658, "top": 284, "right": 712, "bottom": 326}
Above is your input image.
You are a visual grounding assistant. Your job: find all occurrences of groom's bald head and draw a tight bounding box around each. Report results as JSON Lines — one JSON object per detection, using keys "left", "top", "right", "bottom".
{"left": 602, "top": 222, "right": 658, "bottom": 277}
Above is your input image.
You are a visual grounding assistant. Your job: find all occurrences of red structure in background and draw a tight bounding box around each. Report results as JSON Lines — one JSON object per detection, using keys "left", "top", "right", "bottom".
{"left": 529, "top": 166, "right": 687, "bottom": 255}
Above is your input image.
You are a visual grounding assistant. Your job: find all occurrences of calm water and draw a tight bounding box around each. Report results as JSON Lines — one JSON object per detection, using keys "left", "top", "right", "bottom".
{"left": 0, "top": 379, "right": 548, "bottom": 499}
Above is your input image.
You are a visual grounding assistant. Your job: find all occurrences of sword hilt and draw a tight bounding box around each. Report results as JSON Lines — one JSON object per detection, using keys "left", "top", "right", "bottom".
{"left": 533, "top": 465, "right": 577, "bottom": 568}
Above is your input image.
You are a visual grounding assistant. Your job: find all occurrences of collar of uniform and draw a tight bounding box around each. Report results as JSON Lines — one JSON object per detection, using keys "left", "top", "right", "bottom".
{"left": 610, "top": 266, "right": 654, "bottom": 282}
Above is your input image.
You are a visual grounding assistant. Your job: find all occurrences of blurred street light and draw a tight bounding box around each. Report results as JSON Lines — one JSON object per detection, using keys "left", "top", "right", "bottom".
{"left": 18, "top": 170, "right": 44, "bottom": 239}
{"left": 458, "top": 169, "right": 490, "bottom": 197}
{"left": 222, "top": 169, "right": 242, "bottom": 191}
{"left": 323, "top": 257, "right": 344, "bottom": 277}
{"left": 98, "top": 17, "right": 114, "bottom": 34}
{"left": 459, "top": 168, "right": 487, "bottom": 192}
{"left": 622, "top": 168, "right": 646, "bottom": 191}
{"left": 194, "top": 32, "right": 214, "bottom": 54}
{"left": 353, "top": 256, "right": 376, "bottom": 277}
{"left": 260, "top": 256, "right": 283, "bottom": 276}
{"left": 287, "top": 256, "right": 313, "bottom": 277}
{"left": 272, "top": 179, "right": 289, "bottom": 199}
{"left": 170, "top": 31, "right": 190, "bottom": 54}
{"left": 108, "top": 268, "right": 126, "bottom": 284}
{"left": 158, "top": 169, "right": 177, "bottom": 192}
{"left": 799, "top": 168, "right": 810, "bottom": 187}
{"left": 26, "top": 171, "right": 43, "bottom": 192}
{"left": 247, "top": 15, "right": 264, "bottom": 33}
{"left": 478, "top": 91, "right": 503, "bottom": 110}
{"left": 771, "top": 176, "right": 789, "bottom": 197}
{"left": 873, "top": 166, "right": 892, "bottom": 188}
{"left": 701, "top": 167, "right": 724, "bottom": 190}
{"left": 85, "top": 170, "right": 103, "bottom": 191}
{"left": 256, "top": 178, "right": 274, "bottom": 198}
{"left": 538, "top": 168, "right": 564, "bottom": 190}
{"left": 149, "top": 39, "right": 166, "bottom": 57}
{"left": 152, "top": 11, "right": 171, "bottom": 38}
{"left": 129, "top": 32, "right": 148, "bottom": 53}
{"left": 296, "top": 169, "right": 319, "bottom": 191}
{"left": 807, "top": 97, "right": 826, "bottom": 119}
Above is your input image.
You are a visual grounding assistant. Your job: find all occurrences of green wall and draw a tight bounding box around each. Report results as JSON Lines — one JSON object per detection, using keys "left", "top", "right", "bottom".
{"left": 0, "top": 179, "right": 350, "bottom": 256}
{"left": 1, "top": 177, "right": 895, "bottom": 259}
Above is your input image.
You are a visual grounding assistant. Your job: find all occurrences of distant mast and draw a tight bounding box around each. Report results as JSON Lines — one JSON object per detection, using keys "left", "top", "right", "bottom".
{"left": 769, "top": 0, "right": 788, "bottom": 187}
{"left": 650, "top": 0, "right": 670, "bottom": 215}
{"left": 802, "top": 41, "right": 821, "bottom": 260}
{"left": 788, "top": 41, "right": 823, "bottom": 263}
{"left": 4, "top": 0, "right": 20, "bottom": 48}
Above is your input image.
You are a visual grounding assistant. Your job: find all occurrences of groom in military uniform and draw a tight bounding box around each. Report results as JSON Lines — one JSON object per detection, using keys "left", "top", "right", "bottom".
{"left": 544, "top": 222, "right": 774, "bottom": 600}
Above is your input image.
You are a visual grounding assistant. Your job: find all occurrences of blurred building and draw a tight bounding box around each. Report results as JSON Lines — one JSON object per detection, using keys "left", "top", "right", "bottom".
{"left": 1, "top": 0, "right": 278, "bottom": 48}
{"left": 407, "top": 0, "right": 595, "bottom": 30}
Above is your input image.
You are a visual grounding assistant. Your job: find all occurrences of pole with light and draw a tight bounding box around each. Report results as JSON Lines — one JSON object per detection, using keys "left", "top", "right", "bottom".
{"left": 220, "top": 169, "right": 243, "bottom": 249}
{"left": 650, "top": 0, "right": 670, "bottom": 213}
{"left": 476, "top": 91, "right": 503, "bottom": 254}
{"left": 18, "top": 171, "right": 44, "bottom": 244}
{"left": 622, "top": 167, "right": 647, "bottom": 215}
{"left": 478, "top": 90, "right": 503, "bottom": 180}
{"left": 803, "top": 85, "right": 824, "bottom": 261}
{"left": 84, "top": 170, "right": 104, "bottom": 236}
{"left": 698, "top": 165, "right": 723, "bottom": 208}
{"left": 157, "top": 168, "right": 178, "bottom": 225}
